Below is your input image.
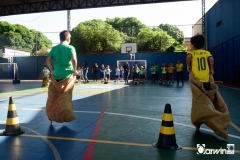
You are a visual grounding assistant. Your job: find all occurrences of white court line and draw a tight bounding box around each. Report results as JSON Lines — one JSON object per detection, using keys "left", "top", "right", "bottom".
{"left": 104, "top": 112, "right": 240, "bottom": 140}
{"left": 74, "top": 111, "right": 101, "bottom": 114}
{"left": 0, "top": 120, "right": 61, "bottom": 160}
{"left": 1, "top": 109, "right": 240, "bottom": 140}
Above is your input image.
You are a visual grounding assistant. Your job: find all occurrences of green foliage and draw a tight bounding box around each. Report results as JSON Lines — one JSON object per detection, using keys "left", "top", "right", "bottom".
{"left": 159, "top": 24, "right": 184, "bottom": 44}
{"left": 105, "top": 17, "right": 146, "bottom": 42}
{"left": 71, "top": 19, "right": 125, "bottom": 54}
{"left": 35, "top": 47, "right": 49, "bottom": 56}
{"left": 0, "top": 21, "right": 52, "bottom": 55}
{"left": 137, "top": 28, "right": 175, "bottom": 51}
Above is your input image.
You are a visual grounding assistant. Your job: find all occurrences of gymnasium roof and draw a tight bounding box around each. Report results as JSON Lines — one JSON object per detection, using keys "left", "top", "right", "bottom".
{"left": 0, "top": 0, "right": 195, "bottom": 16}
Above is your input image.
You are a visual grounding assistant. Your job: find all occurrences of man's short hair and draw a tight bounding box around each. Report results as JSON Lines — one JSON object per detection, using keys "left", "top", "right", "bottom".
{"left": 60, "top": 30, "right": 71, "bottom": 41}
{"left": 190, "top": 34, "right": 205, "bottom": 49}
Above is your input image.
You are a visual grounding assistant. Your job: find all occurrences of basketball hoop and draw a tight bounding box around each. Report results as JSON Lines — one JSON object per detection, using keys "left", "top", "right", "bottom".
{"left": 8, "top": 57, "right": 13, "bottom": 66}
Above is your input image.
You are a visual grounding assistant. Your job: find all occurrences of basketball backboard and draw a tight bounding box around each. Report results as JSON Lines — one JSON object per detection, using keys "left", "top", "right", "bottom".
{"left": 121, "top": 43, "right": 137, "bottom": 54}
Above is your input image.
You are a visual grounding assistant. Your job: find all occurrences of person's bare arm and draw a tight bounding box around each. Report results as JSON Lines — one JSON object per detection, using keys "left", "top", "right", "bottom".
{"left": 186, "top": 54, "right": 191, "bottom": 72}
{"left": 71, "top": 56, "right": 78, "bottom": 76}
{"left": 209, "top": 57, "right": 214, "bottom": 75}
{"left": 46, "top": 56, "right": 53, "bottom": 73}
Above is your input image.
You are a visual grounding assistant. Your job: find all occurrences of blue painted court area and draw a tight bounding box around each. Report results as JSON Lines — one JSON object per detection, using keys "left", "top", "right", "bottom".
{"left": 0, "top": 80, "right": 239, "bottom": 160}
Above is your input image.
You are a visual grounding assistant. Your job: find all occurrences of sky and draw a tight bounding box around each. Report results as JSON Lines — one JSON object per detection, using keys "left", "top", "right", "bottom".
{"left": 0, "top": 0, "right": 218, "bottom": 45}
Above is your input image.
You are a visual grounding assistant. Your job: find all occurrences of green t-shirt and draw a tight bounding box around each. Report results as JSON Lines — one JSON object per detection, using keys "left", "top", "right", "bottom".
{"left": 161, "top": 67, "right": 167, "bottom": 74}
{"left": 133, "top": 67, "right": 139, "bottom": 73}
{"left": 139, "top": 70, "right": 146, "bottom": 75}
{"left": 154, "top": 65, "right": 159, "bottom": 72}
{"left": 48, "top": 44, "right": 76, "bottom": 80}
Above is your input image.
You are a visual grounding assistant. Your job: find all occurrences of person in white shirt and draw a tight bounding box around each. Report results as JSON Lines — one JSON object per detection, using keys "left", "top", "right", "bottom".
{"left": 115, "top": 66, "right": 120, "bottom": 83}
{"left": 42, "top": 65, "right": 50, "bottom": 87}
{"left": 76, "top": 66, "right": 83, "bottom": 83}
{"left": 105, "top": 65, "right": 112, "bottom": 82}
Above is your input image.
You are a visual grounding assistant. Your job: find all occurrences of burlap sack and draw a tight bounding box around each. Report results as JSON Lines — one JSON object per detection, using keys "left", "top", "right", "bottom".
{"left": 41, "top": 76, "right": 49, "bottom": 87}
{"left": 46, "top": 75, "right": 76, "bottom": 123}
{"left": 189, "top": 72, "right": 230, "bottom": 139}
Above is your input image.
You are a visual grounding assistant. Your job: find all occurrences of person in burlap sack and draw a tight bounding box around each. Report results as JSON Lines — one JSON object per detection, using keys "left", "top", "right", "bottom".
{"left": 46, "top": 30, "right": 78, "bottom": 123}
{"left": 186, "top": 34, "right": 230, "bottom": 139}
{"left": 41, "top": 65, "right": 50, "bottom": 87}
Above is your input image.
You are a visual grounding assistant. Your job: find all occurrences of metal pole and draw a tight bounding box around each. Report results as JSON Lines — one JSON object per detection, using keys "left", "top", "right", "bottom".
{"left": 67, "top": 10, "right": 71, "bottom": 31}
{"left": 202, "top": 0, "right": 206, "bottom": 48}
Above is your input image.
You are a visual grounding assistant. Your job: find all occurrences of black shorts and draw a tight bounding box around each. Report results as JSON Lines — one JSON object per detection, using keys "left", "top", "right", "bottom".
{"left": 106, "top": 74, "right": 110, "bottom": 78}
{"left": 120, "top": 75, "right": 123, "bottom": 78}
{"left": 115, "top": 75, "right": 119, "bottom": 79}
{"left": 140, "top": 75, "right": 145, "bottom": 79}
{"left": 101, "top": 73, "right": 105, "bottom": 78}
{"left": 168, "top": 73, "right": 173, "bottom": 77}
{"left": 77, "top": 75, "right": 80, "bottom": 79}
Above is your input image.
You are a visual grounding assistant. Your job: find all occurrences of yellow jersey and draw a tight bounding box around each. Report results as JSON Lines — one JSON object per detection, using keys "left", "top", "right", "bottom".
{"left": 168, "top": 66, "right": 175, "bottom": 73}
{"left": 187, "top": 49, "right": 212, "bottom": 82}
{"left": 176, "top": 63, "right": 183, "bottom": 72}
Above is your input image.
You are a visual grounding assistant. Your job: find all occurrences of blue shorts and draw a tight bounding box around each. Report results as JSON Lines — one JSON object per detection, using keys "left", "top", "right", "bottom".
{"left": 120, "top": 75, "right": 123, "bottom": 78}
{"left": 115, "top": 75, "right": 119, "bottom": 79}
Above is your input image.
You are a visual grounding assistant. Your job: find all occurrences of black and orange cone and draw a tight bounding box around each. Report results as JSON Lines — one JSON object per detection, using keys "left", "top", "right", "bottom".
{"left": 2, "top": 97, "right": 24, "bottom": 136}
{"left": 152, "top": 103, "right": 181, "bottom": 150}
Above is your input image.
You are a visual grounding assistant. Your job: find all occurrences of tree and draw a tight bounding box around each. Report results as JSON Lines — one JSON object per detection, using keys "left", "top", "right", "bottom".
{"left": 0, "top": 21, "right": 52, "bottom": 55}
{"left": 137, "top": 28, "right": 175, "bottom": 52}
{"left": 71, "top": 19, "right": 126, "bottom": 54}
{"left": 35, "top": 47, "right": 49, "bottom": 56}
{"left": 158, "top": 24, "right": 185, "bottom": 50}
{"left": 105, "top": 17, "right": 146, "bottom": 42}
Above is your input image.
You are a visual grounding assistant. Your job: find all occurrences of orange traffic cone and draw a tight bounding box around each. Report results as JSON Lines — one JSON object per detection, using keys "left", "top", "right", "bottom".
{"left": 2, "top": 97, "right": 24, "bottom": 136}
{"left": 152, "top": 103, "right": 181, "bottom": 150}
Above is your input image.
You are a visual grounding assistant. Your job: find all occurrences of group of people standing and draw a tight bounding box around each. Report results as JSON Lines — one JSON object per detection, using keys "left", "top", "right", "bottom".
{"left": 76, "top": 63, "right": 124, "bottom": 83}
{"left": 149, "top": 60, "right": 184, "bottom": 86}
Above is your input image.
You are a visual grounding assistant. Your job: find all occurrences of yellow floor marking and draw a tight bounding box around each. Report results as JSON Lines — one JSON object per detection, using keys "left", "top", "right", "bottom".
{"left": 230, "top": 121, "right": 240, "bottom": 133}
{"left": 19, "top": 134, "right": 240, "bottom": 153}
